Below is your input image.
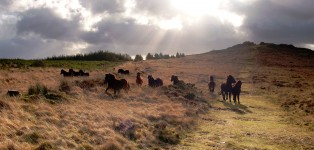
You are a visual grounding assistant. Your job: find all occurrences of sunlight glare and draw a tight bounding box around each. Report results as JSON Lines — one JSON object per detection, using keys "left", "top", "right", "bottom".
{"left": 159, "top": 18, "right": 182, "bottom": 30}
{"left": 171, "top": 0, "right": 244, "bottom": 27}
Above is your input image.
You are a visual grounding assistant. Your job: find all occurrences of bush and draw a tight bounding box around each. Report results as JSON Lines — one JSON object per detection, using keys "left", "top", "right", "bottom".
{"left": 31, "top": 60, "right": 46, "bottom": 67}
{"left": 28, "top": 83, "right": 48, "bottom": 96}
{"left": 101, "top": 139, "right": 123, "bottom": 150}
{"left": 35, "top": 142, "right": 53, "bottom": 150}
{"left": 158, "top": 127, "right": 180, "bottom": 144}
{"left": 59, "top": 80, "right": 71, "bottom": 93}
{"left": 24, "top": 132, "right": 41, "bottom": 144}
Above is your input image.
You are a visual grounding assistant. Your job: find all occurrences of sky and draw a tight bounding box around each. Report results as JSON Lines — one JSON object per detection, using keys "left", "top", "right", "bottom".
{"left": 0, "top": 0, "right": 313, "bottom": 59}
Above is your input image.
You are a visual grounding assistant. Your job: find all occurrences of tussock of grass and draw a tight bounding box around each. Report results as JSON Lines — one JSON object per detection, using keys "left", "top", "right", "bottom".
{"left": 35, "top": 142, "right": 54, "bottom": 150}
{"left": 24, "top": 132, "right": 41, "bottom": 144}
{"left": 101, "top": 139, "right": 123, "bottom": 150}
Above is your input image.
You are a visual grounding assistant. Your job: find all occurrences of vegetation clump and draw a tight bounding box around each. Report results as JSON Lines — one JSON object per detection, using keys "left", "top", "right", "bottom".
{"left": 24, "top": 132, "right": 41, "bottom": 144}
{"left": 35, "top": 142, "right": 54, "bottom": 150}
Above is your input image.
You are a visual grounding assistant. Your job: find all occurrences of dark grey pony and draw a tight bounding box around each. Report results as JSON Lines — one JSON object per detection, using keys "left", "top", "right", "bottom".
{"left": 220, "top": 75, "right": 236, "bottom": 102}
{"left": 232, "top": 80, "right": 242, "bottom": 103}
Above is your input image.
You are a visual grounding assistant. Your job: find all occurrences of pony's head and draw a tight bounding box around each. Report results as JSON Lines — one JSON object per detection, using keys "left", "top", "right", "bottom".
{"left": 60, "top": 69, "right": 65, "bottom": 74}
{"left": 210, "top": 75, "right": 214, "bottom": 82}
{"left": 104, "top": 73, "right": 115, "bottom": 84}
{"left": 235, "top": 80, "right": 242, "bottom": 88}
{"left": 171, "top": 75, "right": 178, "bottom": 82}
{"left": 227, "top": 75, "right": 236, "bottom": 84}
{"left": 137, "top": 72, "right": 141, "bottom": 77}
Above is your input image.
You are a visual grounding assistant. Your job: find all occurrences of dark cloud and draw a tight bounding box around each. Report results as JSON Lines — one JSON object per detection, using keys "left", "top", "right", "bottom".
{"left": 0, "top": 36, "right": 69, "bottom": 59}
{"left": 79, "top": 0, "right": 125, "bottom": 14}
{"left": 236, "top": 0, "right": 314, "bottom": 44}
{"left": 16, "top": 8, "right": 80, "bottom": 41}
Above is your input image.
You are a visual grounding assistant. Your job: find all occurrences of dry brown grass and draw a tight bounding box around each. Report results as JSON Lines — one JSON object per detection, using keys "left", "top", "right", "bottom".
{"left": 0, "top": 43, "right": 313, "bottom": 149}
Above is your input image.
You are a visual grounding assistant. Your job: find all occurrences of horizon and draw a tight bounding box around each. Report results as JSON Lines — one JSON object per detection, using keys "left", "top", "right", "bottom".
{"left": 1, "top": 41, "right": 313, "bottom": 60}
{"left": 1, "top": 0, "right": 314, "bottom": 59}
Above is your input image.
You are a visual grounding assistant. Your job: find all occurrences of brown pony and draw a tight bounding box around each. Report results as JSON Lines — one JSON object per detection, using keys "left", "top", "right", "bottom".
{"left": 232, "top": 80, "right": 242, "bottom": 103}
{"left": 104, "top": 73, "right": 130, "bottom": 96}
{"left": 136, "top": 72, "right": 143, "bottom": 87}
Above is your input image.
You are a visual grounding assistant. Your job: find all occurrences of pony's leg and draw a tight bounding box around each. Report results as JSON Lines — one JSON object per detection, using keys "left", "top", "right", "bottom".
{"left": 238, "top": 94, "right": 240, "bottom": 103}
{"left": 233, "top": 94, "right": 236, "bottom": 103}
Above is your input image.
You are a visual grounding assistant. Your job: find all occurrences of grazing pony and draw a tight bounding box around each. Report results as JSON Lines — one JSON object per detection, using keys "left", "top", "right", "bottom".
{"left": 170, "top": 75, "right": 184, "bottom": 85}
{"left": 136, "top": 72, "right": 143, "bottom": 87}
{"left": 104, "top": 73, "right": 130, "bottom": 96}
{"left": 220, "top": 75, "right": 236, "bottom": 102}
{"left": 208, "top": 75, "right": 216, "bottom": 93}
{"left": 232, "top": 80, "right": 242, "bottom": 103}
{"left": 118, "top": 69, "right": 130, "bottom": 75}
{"left": 60, "top": 69, "right": 71, "bottom": 77}
{"left": 148, "top": 75, "right": 163, "bottom": 87}
{"left": 79, "top": 70, "right": 89, "bottom": 76}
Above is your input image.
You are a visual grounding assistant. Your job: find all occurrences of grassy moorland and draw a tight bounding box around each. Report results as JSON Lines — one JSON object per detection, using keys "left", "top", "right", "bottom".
{"left": 0, "top": 42, "right": 313, "bottom": 149}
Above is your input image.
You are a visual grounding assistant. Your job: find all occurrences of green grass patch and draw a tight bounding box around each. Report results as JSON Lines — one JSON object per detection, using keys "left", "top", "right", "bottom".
{"left": 0, "top": 59, "right": 124, "bottom": 70}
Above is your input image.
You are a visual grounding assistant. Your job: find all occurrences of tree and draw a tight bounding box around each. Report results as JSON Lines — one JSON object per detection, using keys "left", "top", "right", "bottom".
{"left": 146, "top": 53, "right": 154, "bottom": 60}
{"left": 134, "top": 54, "right": 143, "bottom": 61}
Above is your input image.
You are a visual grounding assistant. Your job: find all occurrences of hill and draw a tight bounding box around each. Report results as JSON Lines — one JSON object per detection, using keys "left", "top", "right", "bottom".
{"left": 0, "top": 42, "right": 313, "bottom": 149}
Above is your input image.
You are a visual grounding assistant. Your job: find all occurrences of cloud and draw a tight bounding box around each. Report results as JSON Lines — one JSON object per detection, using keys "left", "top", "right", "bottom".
{"left": 0, "top": 0, "right": 313, "bottom": 59}
{"left": 79, "top": 0, "right": 125, "bottom": 14}
{"left": 16, "top": 8, "right": 80, "bottom": 41}
{"left": 236, "top": 0, "right": 314, "bottom": 44}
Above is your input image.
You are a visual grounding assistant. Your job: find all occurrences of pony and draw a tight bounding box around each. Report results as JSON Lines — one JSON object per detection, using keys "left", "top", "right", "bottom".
{"left": 104, "top": 73, "right": 130, "bottom": 96}
{"left": 60, "top": 69, "right": 71, "bottom": 77}
{"left": 148, "top": 75, "right": 163, "bottom": 87}
{"left": 118, "top": 69, "right": 130, "bottom": 75}
{"left": 79, "top": 70, "right": 89, "bottom": 76}
{"left": 208, "top": 75, "right": 216, "bottom": 93}
{"left": 220, "top": 75, "right": 236, "bottom": 102}
{"left": 232, "top": 80, "right": 242, "bottom": 103}
{"left": 69, "top": 69, "right": 80, "bottom": 76}
{"left": 136, "top": 72, "right": 143, "bottom": 87}
{"left": 170, "top": 75, "right": 184, "bottom": 85}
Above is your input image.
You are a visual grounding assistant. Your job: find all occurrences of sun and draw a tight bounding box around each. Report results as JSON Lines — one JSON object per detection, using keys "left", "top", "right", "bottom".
{"left": 171, "top": 0, "right": 221, "bottom": 17}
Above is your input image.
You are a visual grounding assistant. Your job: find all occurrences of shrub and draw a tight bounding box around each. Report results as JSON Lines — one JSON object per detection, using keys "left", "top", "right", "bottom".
{"left": 59, "top": 80, "right": 71, "bottom": 93}
{"left": 24, "top": 132, "right": 41, "bottom": 144}
{"left": 35, "top": 142, "right": 53, "bottom": 150}
{"left": 101, "top": 139, "right": 123, "bottom": 150}
{"left": 28, "top": 83, "right": 48, "bottom": 96}
{"left": 158, "top": 127, "right": 180, "bottom": 144}
{"left": 184, "top": 93, "right": 195, "bottom": 100}
{"left": 31, "top": 60, "right": 46, "bottom": 67}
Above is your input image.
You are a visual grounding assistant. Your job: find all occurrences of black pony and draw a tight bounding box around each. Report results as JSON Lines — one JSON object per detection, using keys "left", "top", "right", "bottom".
{"left": 104, "top": 73, "right": 130, "bottom": 96}
{"left": 220, "top": 75, "right": 236, "bottom": 102}
{"left": 69, "top": 69, "right": 80, "bottom": 76}
{"left": 148, "top": 75, "right": 163, "bottom": 87}
{"left": 79, "top": 70, "right": 89, "bottom": 76}
{"left": 208, "top": 75, "right": 216, "bottom": 93}
{"left": 60, "top": 69, "right": 71, "bottom": 77}
{"left": 232, "top": 80, "right": 242, "bottom": 103}
{"left": 170, "top": 75, "right": 184, "bottom": 85}
{"left": 118, "top": 69, "right": 130, "bottom": 75}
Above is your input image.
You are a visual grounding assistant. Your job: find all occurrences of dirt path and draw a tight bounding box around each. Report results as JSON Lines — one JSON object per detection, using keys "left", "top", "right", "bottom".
{"left": 174, "top": 64, "right": 314, "bottom": 150}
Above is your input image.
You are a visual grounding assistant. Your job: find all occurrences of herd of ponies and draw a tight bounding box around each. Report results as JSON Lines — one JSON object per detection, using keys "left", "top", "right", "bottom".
{"left": 60, "top": 68, "right": 242, "bottom": 103}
